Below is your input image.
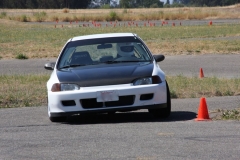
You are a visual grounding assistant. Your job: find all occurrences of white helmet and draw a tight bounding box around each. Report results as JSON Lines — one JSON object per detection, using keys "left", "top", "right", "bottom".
{"left": 117, "top": 42, "right": 134, "bottom": 57}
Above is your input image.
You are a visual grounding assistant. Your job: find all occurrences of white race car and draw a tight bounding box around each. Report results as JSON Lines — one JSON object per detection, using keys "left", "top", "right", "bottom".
{"left": 44, "top": 33, "right": 171, "bottom": 122}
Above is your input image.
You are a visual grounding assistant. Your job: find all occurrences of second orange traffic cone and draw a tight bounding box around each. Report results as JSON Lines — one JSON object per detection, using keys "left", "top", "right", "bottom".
{"left": 195, "top": 97, "right": 211, "bottom": 121}
{"left": 199, "top": 68, "right": 204, "bottom": 78}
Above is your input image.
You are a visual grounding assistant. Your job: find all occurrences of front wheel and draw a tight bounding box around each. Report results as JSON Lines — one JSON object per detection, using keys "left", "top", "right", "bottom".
{"left": 148, "top": 81, "right": 171, "bottom": 118}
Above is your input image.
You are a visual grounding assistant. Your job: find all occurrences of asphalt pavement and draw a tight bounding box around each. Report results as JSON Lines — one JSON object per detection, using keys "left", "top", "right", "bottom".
{"left": 161, "top": 54, "right": 240, "bottom": 78}
{"left": 0, "top": 54, "right": 240, "bottom": 159}
{"left": 0, "top": 96, "right": 239, "bottom": 160}
{"left": 1, "top": 54, "right": 240, "bottom": 78}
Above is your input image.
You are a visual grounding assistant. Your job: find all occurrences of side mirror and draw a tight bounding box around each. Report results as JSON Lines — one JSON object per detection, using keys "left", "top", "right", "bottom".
{"left": 44, "top": 62, "right": 55, "bottom": 70}
{"left": 153, "top": 55, "right": 165, "bottom": 62}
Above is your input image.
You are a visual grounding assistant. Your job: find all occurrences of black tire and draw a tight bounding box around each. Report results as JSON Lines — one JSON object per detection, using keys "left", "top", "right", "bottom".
{"left": 49, "top": 116, "right": 67, "bottom": 122}
{"left": 148, "top": 81, "right": 171, "bottom": 118}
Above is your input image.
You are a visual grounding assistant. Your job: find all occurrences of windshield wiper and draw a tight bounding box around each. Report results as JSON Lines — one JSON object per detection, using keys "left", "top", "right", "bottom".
{"left": 104, "top": 60, "right": 148, "bottom": 64}
{"left": 59, "top": 64, "right": 86, "bottom": 69}
{"left": 104, "top": 60, "right": 121, "bottom": 64}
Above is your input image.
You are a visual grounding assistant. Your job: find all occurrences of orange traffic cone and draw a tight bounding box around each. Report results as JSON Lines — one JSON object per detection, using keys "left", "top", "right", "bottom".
{"left": 199, "top": 68, "right": 204, "bottom": 78}
{"left": 195, "top": 97, "right": 211, "bottom": 121}
{"left": 209, "top": 21, "right": 213, "bottom": 26}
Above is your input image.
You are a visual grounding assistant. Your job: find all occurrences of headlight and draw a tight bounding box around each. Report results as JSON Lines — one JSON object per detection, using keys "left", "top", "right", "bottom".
{"left": 61, "top": 84, "right": 79, "bottom": 91}
{"left": 51, "top": 83, "right": 80, "bottom": 92}
{"left": 133, "top": 76, "right": 162, "bottom": 86}
{"left": 133, "top": 77, "right": 152, "bottom": 85}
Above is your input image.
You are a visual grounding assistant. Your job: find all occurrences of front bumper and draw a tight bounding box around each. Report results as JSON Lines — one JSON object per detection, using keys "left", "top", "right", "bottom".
{"left": 50, "top": 103, "right": 167, "bottom": 117}
{"left": 48, "top": 82, "right": 167, "bottom": 117}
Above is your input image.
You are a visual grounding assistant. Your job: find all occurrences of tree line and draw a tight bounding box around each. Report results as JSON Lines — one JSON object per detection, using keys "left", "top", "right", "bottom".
{"left": 91, "top": 0, "right": 240, "bottom": 8}
{"left": 0, "top": 0, "right": 92, "bottom": 9}
{"left": 0, "top": 0, "right": 240, "bottom": 8}
{"left": 179, "top": 0, "right": 240, "bottom": 6}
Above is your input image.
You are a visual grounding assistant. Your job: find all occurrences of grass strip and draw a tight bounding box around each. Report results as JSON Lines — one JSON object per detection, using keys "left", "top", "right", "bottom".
{"left": 0, "top": 74, "right": 240, "bottom": 108}
{"left": 212, "top": 108, "right": 240, "bottom": 120}
{"left": 0, "top": 74, "right": 49, "bottom": 108}
{"left": 167, "top": 75, "right": 240, "bottom": 98}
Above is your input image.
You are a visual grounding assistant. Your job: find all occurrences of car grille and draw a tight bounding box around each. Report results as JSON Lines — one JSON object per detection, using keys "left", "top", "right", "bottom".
{"left": 80, "top": 95, "right": 135, "bottom": 109}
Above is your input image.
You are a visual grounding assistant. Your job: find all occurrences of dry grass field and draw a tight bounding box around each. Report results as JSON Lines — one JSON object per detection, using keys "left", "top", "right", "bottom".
{"left": 0, "top": 18, "right": 240, "bottom": 59}
{"left": 1, "top": 4, "right": 240, "bottom": 22}
{"left": 1, "top": 5, "right": 240, "bottom": 59}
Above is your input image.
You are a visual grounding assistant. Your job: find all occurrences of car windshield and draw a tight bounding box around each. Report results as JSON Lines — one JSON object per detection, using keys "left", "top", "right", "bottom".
{"left": 57, "top": 36, "right": 152, "bottom": 69}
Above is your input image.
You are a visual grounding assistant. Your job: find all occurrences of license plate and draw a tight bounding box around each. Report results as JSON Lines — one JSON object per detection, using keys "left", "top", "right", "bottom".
{"left": 97, "top": 90, "right": 119, "bottom": 102}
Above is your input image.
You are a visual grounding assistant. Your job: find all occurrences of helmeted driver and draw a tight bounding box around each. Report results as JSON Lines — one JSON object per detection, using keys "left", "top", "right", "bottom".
{"left": 116, "top": 42, "right": 135, "bottom": 57}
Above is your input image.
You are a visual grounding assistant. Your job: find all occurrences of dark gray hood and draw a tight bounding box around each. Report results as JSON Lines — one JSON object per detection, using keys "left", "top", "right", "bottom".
{"left": 57, "top": 62, "right": 153, "bottom": 87}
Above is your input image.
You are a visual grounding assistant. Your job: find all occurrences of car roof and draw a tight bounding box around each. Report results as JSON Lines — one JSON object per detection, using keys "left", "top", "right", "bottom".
{"left": 71, "top": 33, "right": 137, "bottom": 41}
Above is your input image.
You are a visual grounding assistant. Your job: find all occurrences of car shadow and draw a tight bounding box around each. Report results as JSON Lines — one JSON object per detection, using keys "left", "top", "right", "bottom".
{"left": 63, "top": 111, "right": 197, "bottom": 125}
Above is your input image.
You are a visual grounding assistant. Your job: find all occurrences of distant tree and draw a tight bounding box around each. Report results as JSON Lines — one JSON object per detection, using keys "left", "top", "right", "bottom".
{"left": 171, "top": 0, "right": 185, "bottom": 7}
{"left": 119, "top": 0, "right": 163, "bottom": 8}
{"left": 142, "top": 0, "right": 163, "bottom": 7}
{"left": 25, "top": 0, "right": 38, "bottom": 8}
{"left": 179, "top": 0, "right": 190, "bottom": 5}
{"left": 172, "top": 0, "right": 180, "bottom": 3}
{"left": 1, "top": 0, "right": 25, "bottom": 8}
{"left": 69, "top": 0, "right": 92, "bottom": 9}
{"left": 120, "top": 0, "right": 135, "bottom": 8}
